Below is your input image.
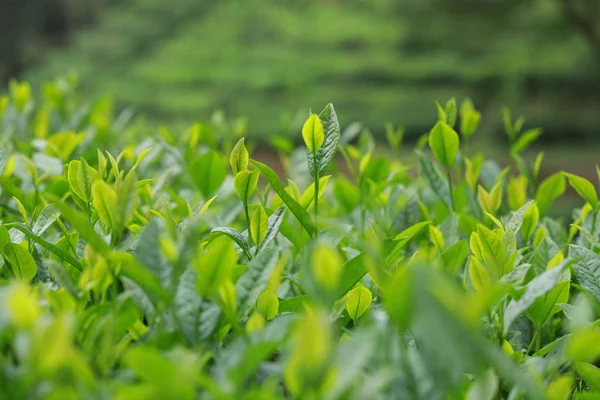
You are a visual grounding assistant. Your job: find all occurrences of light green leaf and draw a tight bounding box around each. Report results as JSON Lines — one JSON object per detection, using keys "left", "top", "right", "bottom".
{"left": 573, "top": 362, "right": 600, "bottom": 391}
{"left": 4, "top": 242, "right": 37, "bottom": 282}
{"left": 510, "top": 128, "right": 542, "bottom": 154}
{"left": 233, "top": 170, "right": 260, "bottom": 202}
{"left": 230, "top": 137, "right": 249, "bottom": 175}
{"left": 250, "top": 206, "right": 268, "bottom": 246}
{"left": 565, "top": 173, "right": 598, "bottom": 209}
{"left": 256, "top": 291, "right": 279, "bottom": 321}
{"left": 193, "top": 236, "right": 237, "bottom": 298}
{"left": 444, "top": 97, "right": 457, "bottom": 127}
{"left": 300, "top": 175, "right": 331, "bottom": 209}
{"left": 428, "top": 121, "right": 460, "bottom": 168}
{"left": 92, "top": 180, "right": 118, "bottom": 230}
{"left": 191, "top": 150, "right": 227, "bottom": 198}
{"left": 307, "top": 103, "right": 341, "bottom": 177}
{"left": 345, "top": 285, "right": 372, "bottom": 321}
{"left": 535, "top": 173, "right": 566, "bottom": 216}
{"left": 333, "top": 177, "right": 360, "bottom": 212}
{"left": 251, "top": 160, "right": 315, "bottom": 237}
{"left": 302, "top": 113, "right": 324, "bottom": 153}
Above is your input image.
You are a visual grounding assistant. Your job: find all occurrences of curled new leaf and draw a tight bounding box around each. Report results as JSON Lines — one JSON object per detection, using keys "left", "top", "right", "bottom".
{"left": 302, "top": 114, "right": 324, "bottom": 153}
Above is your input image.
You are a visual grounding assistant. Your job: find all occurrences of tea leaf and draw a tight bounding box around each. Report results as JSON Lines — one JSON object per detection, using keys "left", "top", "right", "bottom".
{"left": 428, "top": 121, "right": 460, "bottom": 168}
{"left": 565, "top": 173, "right": 598, "bottom": 209}
{"left": 233, "top": 170, "right": 260, "bottom": 202}
{"left": 251, "top": 160, "right": 315, "bottom": 237}
{"left": 191, "top": 150, "right": 227, "bottom": 198}
{"left": 230, "top": 138, "right": 249, "bottom": 175}
{"left": 3, "top": 243, "right": 37, "bottom": 282}
{"left": 307, "top": 103, "right": 341, "bottom": 177}
{"left": 535, "top": 173, "right": 566, "bottom": 216}
{"left": 345, "top": 285, "right": 372, "bottom": 321}
{"left": 302, "top": 113, "right": 324, "bottom": 153}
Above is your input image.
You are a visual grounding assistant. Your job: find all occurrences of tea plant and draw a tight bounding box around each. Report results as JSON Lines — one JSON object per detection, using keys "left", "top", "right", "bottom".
{"left": 2, "top": 78, "right": 600, "bottom": 399}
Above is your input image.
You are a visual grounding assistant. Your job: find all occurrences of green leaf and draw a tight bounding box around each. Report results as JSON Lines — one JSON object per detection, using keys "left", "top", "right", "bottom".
{"left": 333, "top": 177, "right": 360, "bottom": 212}
{"left": 211, "top": 227, "right": 249, "bottom": 254}
{"left": 508, "top": 200, "right": 535, "bottom": 234}
{"left": 503, "top": 260, "right": 571, "bottom": 334}
{"left": 435, "top": 101, "right": 447, "bottom": 123}
{"left": 193, "top": 236, "right": 237, "bottom": 298}
{"left": 444, "top": 98, "right": 457, "bottom": 127}
{"left": 345, "top": 285, "right": 372, "bottom": 321}
{"left": 307, "top": 103, "right": 341, "bottom": 177}
{"left": 300, "top": 175, "right": 331, "bottom": 209}
{"left": 233, "top": 170, "right": 260, "bottom": 202}
{"left": 250, "top": 206, "right": 268, "bottom": 246}
{"left": 428, "top": 121, "right": 460, "bottom": 168}
{"left": 417, "top": 150, "right": 453, "bottom": 210}
{"left": 566, "top": 329, "right": 600, "bottom": 363}
{"left": 565, "top": 173, "right": 598, "bottom": 208}
{"left": 467, "top": 369, "right": 499, "bottom": 400}
{"left": 256, "top": 291, "right": 279, "bottom": 321}
{"left": 136, "top": 218, "right": 171, "bottom": 285}
{"left": 259, "top": 206, "right": 287, "bottom": 251}
{"left": 236, "top": 248, "right": 280, "bottom": 317}
{"left": 32, "top": 204, "right": 59, "bottom": 235}
{"left": 92, "top": 180, "right": 118, "bottom": 230}
{"left": 190, "top": 150, "right": 227, "bottom": 198}
{"left": 4, "top": 243, "right": 37, "bottom": 282}
{"left": 230, "top": 137, "right": 249, "bottom": 175}
{"left": 535, "top": 173, "right": 566, "bottom": 216}
{"left": 4, "top": 222, "right": 84, "bottom": 272}
{"left": 279, "top": 295, "right": 309, "bottom": 313}
{"left": 573, "top": 362, "right": 600, "bottom": 390}
{"left": 510, "top": 128, "right": 542, "bottom": 154}
{"left": 302, "top": 113, "right": 324, "bottom": 153}
{"left": 336, "top": 254, "right": 369, "bottom": 299}
{"left": 70, "top": 158, "right": 100, "bottom": 204}
{"left": 441, "top": 240, "right": 469, "bottom": 275}
{"left": 174, "top": 267, "right": 221, "bottom": 344}
{"left": 50, "top": 198, "right": 111, "bottom": 257}
{"left": 251, "top": 160, "right": 315, "bottom": 237}
{"left": 569, "top": 245, "right": 600, "bottom": 304}
{"left": 459, "top": 99, "right": 481, "bottom": 138}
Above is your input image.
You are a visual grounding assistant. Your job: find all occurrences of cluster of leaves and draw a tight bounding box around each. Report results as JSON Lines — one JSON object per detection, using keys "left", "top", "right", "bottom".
{"left": 3, "top": 79, "right": 600, "bottom": 400}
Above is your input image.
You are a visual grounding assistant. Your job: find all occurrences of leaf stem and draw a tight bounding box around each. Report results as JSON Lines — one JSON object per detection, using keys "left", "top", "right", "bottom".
{"left": 446, "top": 168, "right": 455, "bottom": 210}
{"left": 313, "top": 155, "right": 319, "bottom": 236}
{"left": 244, "top": 201, "right": 253, "bottom": 250}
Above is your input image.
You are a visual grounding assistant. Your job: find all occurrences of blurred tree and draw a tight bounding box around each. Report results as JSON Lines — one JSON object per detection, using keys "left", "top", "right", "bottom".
{"left": 16, "top": 0, "right": 600, "bottom": 144}
{"left": 0, "top": 0, "right": 117, "bottom": 82}
{"left": 558, "top": 0, "right": 600, "bottom": 67}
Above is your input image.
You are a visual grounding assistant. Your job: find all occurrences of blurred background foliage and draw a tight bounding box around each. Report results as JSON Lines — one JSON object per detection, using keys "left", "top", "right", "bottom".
{"left": 1, "top": 0, "right": 599, "bottom": 145}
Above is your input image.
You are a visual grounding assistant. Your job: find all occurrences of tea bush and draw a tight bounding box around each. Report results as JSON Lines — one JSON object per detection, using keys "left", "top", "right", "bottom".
{"left": 2, "top": 79, "right": 600, "bottom": 399}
